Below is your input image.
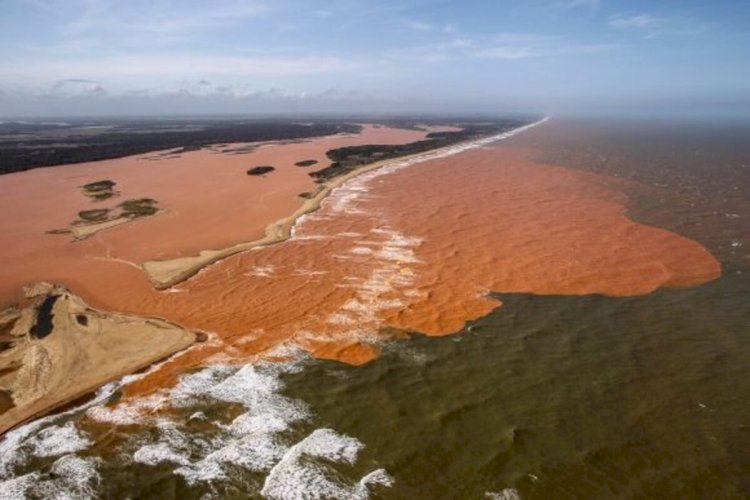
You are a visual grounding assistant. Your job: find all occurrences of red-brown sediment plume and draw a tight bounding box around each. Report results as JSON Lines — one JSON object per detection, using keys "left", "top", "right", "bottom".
{"left": 0, "top": 125, "right": 721, "bottom": 398}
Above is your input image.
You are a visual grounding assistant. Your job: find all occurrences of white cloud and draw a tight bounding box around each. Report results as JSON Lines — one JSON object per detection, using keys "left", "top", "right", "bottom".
{"left": 57, "top": 0, "right": 270, "bottom": 47}
{"left": 609, "top": 13, "right": 713, "bottom": 38}
{"left": 555, "top": 0, "right": 600, "bottom": 10}
{"left": 404, "top": 20, "right": 457, "bottom": 34}
{"left": 393, "top": 33, "right": 616, "bottom": 62}
{"left": 406, "top": 20, "right": 433, "bottom": 31}
{"left": 0, "top": 54, "right": 357, "bottom": 86}
{"left": 474, "top": 43, "right": 615, "bottom": 60}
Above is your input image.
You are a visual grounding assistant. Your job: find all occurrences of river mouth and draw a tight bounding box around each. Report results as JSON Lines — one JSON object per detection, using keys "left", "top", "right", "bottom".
{"left": 1, "top": 118, "right": 747, "bottom": 498}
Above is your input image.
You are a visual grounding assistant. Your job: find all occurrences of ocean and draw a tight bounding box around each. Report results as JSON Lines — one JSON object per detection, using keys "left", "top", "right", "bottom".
{"left": 1, "top": 118, "right": 748, "bottom": 499}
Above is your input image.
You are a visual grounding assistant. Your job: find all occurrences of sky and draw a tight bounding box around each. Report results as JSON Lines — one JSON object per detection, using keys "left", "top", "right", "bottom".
{"left": 0, "top": 0, "right": 748, "bottom": 117}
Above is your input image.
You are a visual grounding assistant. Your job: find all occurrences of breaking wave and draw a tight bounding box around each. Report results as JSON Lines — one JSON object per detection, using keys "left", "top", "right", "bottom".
{"left": 0, "top": 353, "right": 392, "bottom": 499}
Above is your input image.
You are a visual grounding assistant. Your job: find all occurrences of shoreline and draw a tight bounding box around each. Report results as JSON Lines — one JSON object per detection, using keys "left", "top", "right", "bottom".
{"left": 142, "top": 117, "right": 550, "bottom": 290}
{"left": 0, "top": 283, "right": 202, "bottom": 435}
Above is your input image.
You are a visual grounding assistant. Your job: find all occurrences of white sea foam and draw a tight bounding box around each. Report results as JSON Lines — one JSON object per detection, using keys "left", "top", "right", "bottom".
{"left": 134, "top": 442, "right": 191, "bottom": 467}
{"left": 0, "top": 382, "right": 117, "bottom": 477}
{"left": 0, "top": 472, "right": 41, "bottom": 500}
{"left": 485, "top": 488, "right": 522, "bottom": 500}
{"left": 2, "top": 354, "right": 393, "bottom": 498}
{"left": 261, "top": 428, "right": 389, "bottom": 500}
{"left": 29, "top": 421, "right": 92, "bottom": 458}
{"left": 353, "top": 469, "right": 396, "bottom": 498}
{"left": 246, "top": 265, "right": 276, "bottom": 277}
{"left": 0, "top": 456, "right": 101, "bottom": 500}
{"left": 42, "top": 455, "right": 101, "bottom": 498}
{"left": 350, "top": 246, "right": 374, "bottom": 255}
{"left": 86, "top": 392, "right": 168, "bottom": 425}
{"left": 125, "top": 361, "right": 311, "bottom": 485}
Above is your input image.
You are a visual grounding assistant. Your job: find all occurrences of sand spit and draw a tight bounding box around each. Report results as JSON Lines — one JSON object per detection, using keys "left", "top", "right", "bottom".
{"left": 142, "top": 121, "right": 545, "bottom": 290}
{"left": 0, "top": 282, "right": 199, "bottom": 434}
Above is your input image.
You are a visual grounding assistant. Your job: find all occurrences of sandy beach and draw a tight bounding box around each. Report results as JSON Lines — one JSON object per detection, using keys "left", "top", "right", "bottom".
{"left": 0, "top": 283, "right": 199, "bottom": 434}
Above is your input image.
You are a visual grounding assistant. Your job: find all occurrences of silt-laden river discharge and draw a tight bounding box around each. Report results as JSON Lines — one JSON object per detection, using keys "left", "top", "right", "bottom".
{"left": 2, "top": 119, "right": 747, "bottom": 499}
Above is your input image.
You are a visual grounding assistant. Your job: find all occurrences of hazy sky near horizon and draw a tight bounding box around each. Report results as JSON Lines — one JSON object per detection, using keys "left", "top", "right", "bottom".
{"left": 1, "top": 0, "right": 748, "bottom": 117}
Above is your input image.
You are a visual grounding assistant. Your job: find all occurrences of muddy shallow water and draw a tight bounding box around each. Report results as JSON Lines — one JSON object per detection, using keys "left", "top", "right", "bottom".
{"left": 1, "top": 118, "right": 748, "bottom": 498}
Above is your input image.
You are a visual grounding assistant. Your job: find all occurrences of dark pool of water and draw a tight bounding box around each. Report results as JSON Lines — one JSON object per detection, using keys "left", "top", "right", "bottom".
{"left": 32, "top": 295, "right": 58, "bottom": 339}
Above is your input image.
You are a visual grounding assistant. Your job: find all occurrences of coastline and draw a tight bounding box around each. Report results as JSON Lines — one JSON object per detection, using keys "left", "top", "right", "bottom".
{"left": 143, "top": 117, "right": 551, "bottom": 290}
{"left": 0, "top": 283, "right": 201, "bottom": 435}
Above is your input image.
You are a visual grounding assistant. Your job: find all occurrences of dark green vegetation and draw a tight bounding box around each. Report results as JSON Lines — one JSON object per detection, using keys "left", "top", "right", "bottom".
{"left": 298, "top": 192, "right": 314, "bottom": 199}
{"left": 119, "top": 198, "right": 158, "bottom": 218}
{"left": 309, "top": 120, "right": 526, "bottom": 183}
{"left": 81, "top": 179, "right": 118, "bottom": 201}
{"left": 77, "top": 208, "right": 111, "bottom": 222}
{"left": 247, "top": 166, "right": 275, "bottom": 176}
{"left": 294, "top": 159, "right": 318, "bottom": 167}
{"left": 0, "top": 119, "right": 361, "bottom": 174}
{"left": 73, "top": 198, "right": 158, "bottom": 226}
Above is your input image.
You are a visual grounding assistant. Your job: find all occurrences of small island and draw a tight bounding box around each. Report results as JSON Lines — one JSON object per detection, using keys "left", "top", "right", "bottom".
{"left": 75, "top": 198, "right": 159, "bottom": 224}
{"left": 81, "top": 179, "right": 119, "bottom": 201}
{"left": 247, "top": 165, "right": 276, "bottom": 176}
{"left": 50, "top": 198, "right": 162, "bottom": 240}
{"left": 294, "top": 159, "right": 318, "bottom": 167}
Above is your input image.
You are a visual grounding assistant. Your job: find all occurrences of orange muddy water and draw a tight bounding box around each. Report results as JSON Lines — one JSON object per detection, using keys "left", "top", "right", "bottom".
{"left": 0, "top": 122, "right": 720, "bottom": 397}
{"left": 0, "top": 124, "right": 426, "bottom": 303}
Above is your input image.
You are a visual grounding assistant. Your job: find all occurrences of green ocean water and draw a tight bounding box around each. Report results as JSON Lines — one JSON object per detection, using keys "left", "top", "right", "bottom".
{"left": 279, "top": 119, "right": 750, "bottom": 498}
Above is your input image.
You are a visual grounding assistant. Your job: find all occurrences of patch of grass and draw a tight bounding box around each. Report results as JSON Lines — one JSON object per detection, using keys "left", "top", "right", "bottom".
{"left": 247, "top": 166, "right": 275, "bottom": 176}
{"left": 294, "top": 159, "right": 318, "bottom": 167}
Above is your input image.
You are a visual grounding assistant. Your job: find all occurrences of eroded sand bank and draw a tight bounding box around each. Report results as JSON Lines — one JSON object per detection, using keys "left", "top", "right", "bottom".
{"left": 0, "top": 283, "right": 199, "bottom": 434}
{"left": 0, "top": 120, "right": 721, "bottom": 403}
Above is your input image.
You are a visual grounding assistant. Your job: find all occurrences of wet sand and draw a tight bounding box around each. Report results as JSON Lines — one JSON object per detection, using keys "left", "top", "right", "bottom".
{"left": 0, "top": 120, "right": 721, "bottom": 400}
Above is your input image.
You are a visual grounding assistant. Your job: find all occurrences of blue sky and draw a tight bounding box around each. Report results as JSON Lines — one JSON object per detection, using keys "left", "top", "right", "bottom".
{"left": 0, "top": 0, "right": 748, "bottom": 117}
